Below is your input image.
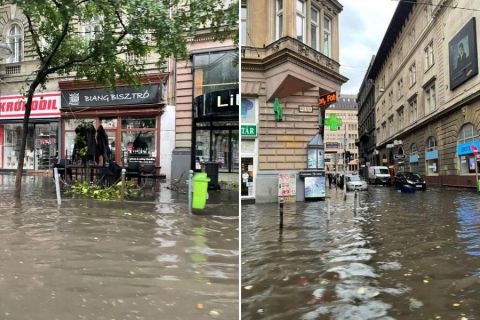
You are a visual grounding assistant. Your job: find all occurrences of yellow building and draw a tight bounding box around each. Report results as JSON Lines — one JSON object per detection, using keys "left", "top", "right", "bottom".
{"left": 241, "top": 0, "right": 347, "bottom": 202}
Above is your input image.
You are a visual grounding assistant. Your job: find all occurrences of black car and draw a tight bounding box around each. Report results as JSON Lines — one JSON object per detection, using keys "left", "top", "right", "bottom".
{"left": 394, "top": 172, "right": 427, "bottom": 190}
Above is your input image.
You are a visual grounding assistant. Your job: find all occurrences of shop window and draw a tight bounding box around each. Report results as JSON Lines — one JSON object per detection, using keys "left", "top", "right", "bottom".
{"left": 195, "top": 129, "right": 238, "bottom": 173}
{"left": 241, "top": 157, "right": 255, "bottom": 197}
{"left": 457, "top": 123, "right": 479, "bottom": 175}
{"left": 2, "top": 124, "right": 33, "bottom": 169}
{"left": 6, "top": 23, "right": 22, "bottom": 63}
{"left": 121, "top": 116, "right": 156, "bottom": 165}
{"left": 241, "top": 97, "right": 257, "bottom": 124}
{"left": 64, "top": 119, "right": 96, "bottom": 158}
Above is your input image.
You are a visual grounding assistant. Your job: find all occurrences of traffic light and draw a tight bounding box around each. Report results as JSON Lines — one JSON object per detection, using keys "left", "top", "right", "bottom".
{"left": 345, "top": 151, "right": 351, "bottom": 163}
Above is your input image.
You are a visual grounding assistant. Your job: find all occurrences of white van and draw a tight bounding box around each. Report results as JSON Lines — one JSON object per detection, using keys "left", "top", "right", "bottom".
{"left": 368, "top": 166, "right": 390, "bottom": 185}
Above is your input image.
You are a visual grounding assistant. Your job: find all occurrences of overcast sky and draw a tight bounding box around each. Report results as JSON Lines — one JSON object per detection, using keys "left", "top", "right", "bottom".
{"left": 339, "top": 0, "right": 398, "bottom": 95}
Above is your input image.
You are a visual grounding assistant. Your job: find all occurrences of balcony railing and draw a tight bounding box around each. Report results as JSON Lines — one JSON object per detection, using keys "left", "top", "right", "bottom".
{"left": 242, "top": 36, "right": 340, "bottom": 73}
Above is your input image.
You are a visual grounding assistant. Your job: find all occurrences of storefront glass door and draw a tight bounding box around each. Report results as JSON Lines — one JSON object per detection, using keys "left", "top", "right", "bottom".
{"left": 34, "top": 123, "right": 58, "bottom": 170}
{"left": 241, "top": 157, "right": 255, "bottom": 197}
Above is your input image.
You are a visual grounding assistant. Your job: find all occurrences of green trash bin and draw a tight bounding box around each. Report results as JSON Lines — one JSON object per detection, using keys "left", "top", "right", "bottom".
{"left": 477, "top": 179, "right": 480, "bottom": 192}
{"left": 192, "top": 173, "right": 211, "bottom": 209}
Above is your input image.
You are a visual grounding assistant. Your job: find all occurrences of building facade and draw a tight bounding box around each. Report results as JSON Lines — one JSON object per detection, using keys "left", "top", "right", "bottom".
{"left": 365, "top": 0, "right": 480, "bottom": 188}
{"left": 357, "top": 56, "right": 377, "bottom": 178}
{"left": 324, "top": 94, "right": 359, "bottom": 174}
{"left": 241, "top": 0, "right": 347, "bottom": 202}
{"left": 171, "top": 36, "right": 238, "bottom": 184}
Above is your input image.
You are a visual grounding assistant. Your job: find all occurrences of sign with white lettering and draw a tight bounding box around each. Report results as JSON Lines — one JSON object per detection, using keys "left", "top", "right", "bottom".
{"left": 241, "top": 125, "right": 257, "bottom": 137}
{"left": 0, "top": 92, "right": 61, "bottom": 119}
{"left": 194, "top": 88, "right": 239, "bottom": 119}
{"left": 298, "top": 105, "right": 314, "bottom": 113}
{"left": 62, "top": 84, "right": 161, "bottom": 108}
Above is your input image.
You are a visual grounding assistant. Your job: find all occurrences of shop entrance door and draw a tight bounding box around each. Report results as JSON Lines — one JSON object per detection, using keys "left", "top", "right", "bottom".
{"left": 241, "top": 156, "right": 255, "bottom": 198}
{"left": 34, "top": 123, "right": 58, "bottom": 170}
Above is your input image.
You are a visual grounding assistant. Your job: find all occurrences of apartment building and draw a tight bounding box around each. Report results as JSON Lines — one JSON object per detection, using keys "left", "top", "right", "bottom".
{"left": 241, "top": 0, "right": 347, "bottom": 202}
{"left": 365, "top": 0, "right": 480, "bottom": 188}
{"left": 324, "top": 94, "right": 359, "bottom": 174}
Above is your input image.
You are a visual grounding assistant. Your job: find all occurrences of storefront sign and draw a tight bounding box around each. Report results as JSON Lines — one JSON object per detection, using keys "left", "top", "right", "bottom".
{"left": 194, "top": 88, "right": 239, "bottom": 118}
{"left": 298, "top": 105, "right": 313, "bottom": 113}
{"left": 409, "top": 154, "right": 419, "bottom": 163}
{"left": 425, "top": 150, "right": 439, "bottom": 160}
{"left": 62, "top": 84, "right": 161, "bottom": 108}
{"left": 0, "top": 92, "right": 61, "bottom": 119}
{"left": 241, "top": 125, "right": 257, "bottom": 137}
{"left": 457, "top": 141, "right": 480, "bottom": 156}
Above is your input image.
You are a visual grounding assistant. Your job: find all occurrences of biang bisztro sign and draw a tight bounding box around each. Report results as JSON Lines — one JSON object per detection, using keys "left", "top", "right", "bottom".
{"left": 0, "top": 92, "right": 61, "bottom": 119}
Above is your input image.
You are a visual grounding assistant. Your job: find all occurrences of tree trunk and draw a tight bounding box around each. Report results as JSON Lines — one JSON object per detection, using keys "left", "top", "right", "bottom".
{"left": 14, "top": 79, "right": 42, "bottom": 198}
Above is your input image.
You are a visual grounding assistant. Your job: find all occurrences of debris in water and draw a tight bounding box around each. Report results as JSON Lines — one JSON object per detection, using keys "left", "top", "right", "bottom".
{"left": 208, "top": 310, "right": 220, "bottom": 317}
{"left": 244, "top": 285, "right": 253, "bottom": 290}
{"left": 196, "top": 303, "right": 204, "bottom": 310}
{"left": 408, "top": 297, "right": 423, "bottom": 310}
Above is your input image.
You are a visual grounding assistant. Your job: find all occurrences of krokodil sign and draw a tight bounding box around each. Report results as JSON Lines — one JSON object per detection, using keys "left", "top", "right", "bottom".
{"left": 0, "top": 92, "right": 61, "bottom": 119}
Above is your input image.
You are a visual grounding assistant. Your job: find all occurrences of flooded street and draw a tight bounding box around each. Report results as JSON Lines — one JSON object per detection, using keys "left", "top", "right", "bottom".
{"left": 242, "top": 187, "right": 480, "bottom": 319}
{"left": 0, "top": 176, "right": 238, "bottom": 320}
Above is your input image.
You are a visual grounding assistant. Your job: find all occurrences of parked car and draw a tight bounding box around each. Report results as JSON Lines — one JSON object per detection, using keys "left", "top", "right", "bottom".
{"left": 345, "top": 174, "right": 368, "bottom": 191}
{"left": 394, "top": 172, "right": 427, "bottom": 191}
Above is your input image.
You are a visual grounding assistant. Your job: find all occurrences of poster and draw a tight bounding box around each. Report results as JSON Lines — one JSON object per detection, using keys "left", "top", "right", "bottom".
{"left": 304, "top": 176, "right": 326, "bottom": 199}
{"left": 449, "top": 18, "right": 478, "bottom": 90}
{"left": 278, "top": 173, "right": 296, "bottom": 197}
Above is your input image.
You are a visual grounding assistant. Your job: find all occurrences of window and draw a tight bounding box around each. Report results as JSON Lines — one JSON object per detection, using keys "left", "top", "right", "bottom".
{"left": 424, "top": 41, "right": 434, "bottom": 70}
{"left": 397, "top": 78, "right": 403, "bottom": 100}
{"left": 409, "top": 96, "right": 418, "bottom": 123}
{"left": 275, "top": 0, "right": 283, "bottom": 40}
{"left": 84, "top": 18, "right": 102, "bottom": 42}
{"left": 388, "top": 115, "right": 394, "bottom": 137}
{"left": 311, "top": 7, "right": 319, "bottom": 50}
{"left": 6, "top": 24, "right": 22, "bottom": 63}
{"left": 425, "top": 0, "right": 433, "bottom": 22}
{"left": 409, "top": 63, "right": 416, "bottom": 86}
{"left": 410, "top": 143, "right": 419, "bottom": 172}
{"left": 424, "top": 82, "right": 436, "bottom": 113}
{"left": 397, "top": 107, "right": 404, "bottom": 130}
{"left": 457, "top": 123, "right": 479, "bottom": 174}
{"left": 323, "top": 15, "right": 331, "bottom": 57}
{"left": 296, "top": 0, "right": 306, "bottom": 42}
{"left": 121, "top": 117, "right": 157, "bottom": 165}
{"left": 426, "top": 136, "right": 438, "bottom": 175}
{"left": 409, "top": 27, "right": 416, "bottom": 47}
{"left": 241, "top": 6, "right": 247, "bottom": 46}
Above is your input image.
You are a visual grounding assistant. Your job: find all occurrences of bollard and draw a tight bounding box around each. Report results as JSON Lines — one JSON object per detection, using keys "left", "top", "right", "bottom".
{"left": 279, "top": 198, "right": 284, "bottom": 229}
{"left": 188, "top": 170, "right": 193, "bottom": 214}
{"left": 120, "top": 168, "right": 126, "bottom": 200}
{"left": 327, "top": 199, "right": 330, "bottom": 220}
{"left": 354, "top": 190, "right": 358, "bottom": 215}
{"left": 54, "top": 167, "right": 61, "bottom": 206}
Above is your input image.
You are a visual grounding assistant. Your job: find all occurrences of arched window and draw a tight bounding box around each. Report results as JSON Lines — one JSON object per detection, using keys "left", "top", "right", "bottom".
{"left": 458, "top": 123, "right": 478, "bottom": 144}
{"left": 425, "top": 136, "right": 438, "bottom": 175}
{"left": 6, "top": 23, "right": 22, "bottom": 63}
{"left": 457, "top": 123, "right": 479, "bottom": 174}
{"left": 411, "top": 143, "right": 417, "bottom": 154}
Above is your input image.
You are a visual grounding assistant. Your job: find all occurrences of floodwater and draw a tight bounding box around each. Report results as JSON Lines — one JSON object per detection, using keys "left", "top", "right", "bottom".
{"left": 0, "top": 176, "right": 238, "bottom": 320}
{"left": 242, "top": 186, "right": 480, "bottom": 319}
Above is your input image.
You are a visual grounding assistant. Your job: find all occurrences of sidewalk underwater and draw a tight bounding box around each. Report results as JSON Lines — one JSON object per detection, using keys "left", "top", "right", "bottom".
{"left": 0, "top": 175, "right": 239, "bottom": 217}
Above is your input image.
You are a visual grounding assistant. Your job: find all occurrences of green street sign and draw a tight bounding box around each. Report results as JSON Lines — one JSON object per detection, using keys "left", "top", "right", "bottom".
{"left": 325, "top": 114, "right": 342, "bottom": 131}
{"left": 241, "top": 125, "right": 257, "bottom": 137}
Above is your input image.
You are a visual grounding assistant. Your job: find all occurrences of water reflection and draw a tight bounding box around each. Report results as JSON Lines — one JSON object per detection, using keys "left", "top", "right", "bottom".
{"left": 0, "top": 176, "right": 238, "bottom": 320}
